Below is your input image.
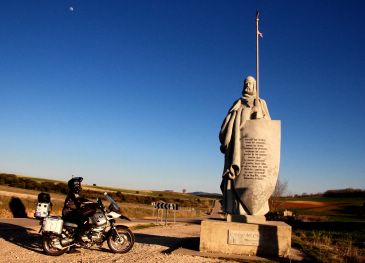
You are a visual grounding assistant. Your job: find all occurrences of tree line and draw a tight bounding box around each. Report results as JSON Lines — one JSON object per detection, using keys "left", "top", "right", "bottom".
{"left": 323, "top": 188, "right": 365, "bottom": 198}
{"left": 0, "top": 173, "right": 68, "bottom": 194}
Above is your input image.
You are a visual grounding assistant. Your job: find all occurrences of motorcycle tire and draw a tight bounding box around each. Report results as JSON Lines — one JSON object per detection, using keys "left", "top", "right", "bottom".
{"left": 107, "top": 226, "right": 135, "bottom": 253}
{"left": 42, "top": 235, "right": 67, "bottom": 256}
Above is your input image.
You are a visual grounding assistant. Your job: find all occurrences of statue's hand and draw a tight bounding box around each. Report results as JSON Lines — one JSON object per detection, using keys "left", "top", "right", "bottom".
{"left": 227, "top": 172, "right": 235, "bottom": 180}
{"left": 252, "top": 99, "right": 264, "bottom": 119}
{"left": 223, "top": 168, "right": 236, "bottom": 180}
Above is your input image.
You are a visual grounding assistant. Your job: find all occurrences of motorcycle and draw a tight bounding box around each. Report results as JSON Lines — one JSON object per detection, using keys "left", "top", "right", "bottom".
{"left": 35, "top": 192, "right": 134, "bottom": 256}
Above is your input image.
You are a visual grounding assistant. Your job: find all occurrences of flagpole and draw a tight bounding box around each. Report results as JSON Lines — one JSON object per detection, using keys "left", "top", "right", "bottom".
{"left": 256, "top": 10, "right": 260, "bottom": 99}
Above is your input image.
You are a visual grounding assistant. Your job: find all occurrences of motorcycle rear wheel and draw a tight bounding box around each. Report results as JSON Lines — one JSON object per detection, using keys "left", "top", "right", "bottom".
{"left": 42, "top": 235, "right": 67, "bottom": 256}
{"left": 107, "top": 226, "right": 135, "bottom": 253}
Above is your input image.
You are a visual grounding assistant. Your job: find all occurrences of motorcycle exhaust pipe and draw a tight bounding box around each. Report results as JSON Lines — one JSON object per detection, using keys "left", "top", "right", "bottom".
{"left": 61, "top": 238, "right": 74, "bottom": 247}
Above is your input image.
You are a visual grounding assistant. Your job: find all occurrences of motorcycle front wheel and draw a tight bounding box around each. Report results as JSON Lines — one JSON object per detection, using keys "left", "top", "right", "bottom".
{"left": 42, "top": 235, "right": 67, "bottom": 256}
{"left": 107, "top": 226, "right": 135, "bottom": 253}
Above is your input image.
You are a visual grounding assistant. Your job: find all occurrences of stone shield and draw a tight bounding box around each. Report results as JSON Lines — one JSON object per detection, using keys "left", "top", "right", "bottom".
{"left": 234, "top": 120, "right": 281, "bottom": 215}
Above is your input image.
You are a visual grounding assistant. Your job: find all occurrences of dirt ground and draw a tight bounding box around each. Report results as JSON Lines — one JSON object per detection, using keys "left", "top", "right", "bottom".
{"left": 0, "top": 187, "right": 307, "bottom": 262}
{"left": 0, "top": 223, "right": 230, "bottom": 263}
{"left": 0, "top": 222, "right": 307, "bottom": 263}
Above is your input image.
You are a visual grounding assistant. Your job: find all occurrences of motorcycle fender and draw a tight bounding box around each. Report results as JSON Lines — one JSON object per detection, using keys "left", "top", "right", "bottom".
{"left": 120, "top": 215, "right": 131, "bottom": 221}
{"left": 106, "top": 211, "right": 121, "bottom": 219}
{"left": 107, "top": 225, "right": 129, "bottom": 238}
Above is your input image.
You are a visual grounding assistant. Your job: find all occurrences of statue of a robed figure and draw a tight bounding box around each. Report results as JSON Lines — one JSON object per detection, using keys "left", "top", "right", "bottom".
{"left": 201, "top": 11, "right": 289, "bottom": 257}
{"left": 219, "top": 76, "right": 280, "bottom": 217}
{"left": 219, "top": 12, "right": 281, "bottom": 219}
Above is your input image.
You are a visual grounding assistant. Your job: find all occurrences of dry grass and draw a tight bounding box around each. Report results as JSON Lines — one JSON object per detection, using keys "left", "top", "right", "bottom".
{"left": 0, "top": 187, "right": 208, "bottom": 219}
{"left": 116, "top": 202, "right": 207, "bottom": 219}
{"left": 293, "top": 228, "right": 365, "bottom": 262}
{"left": 278, "top": 195, "right": 365, "bottom": 262}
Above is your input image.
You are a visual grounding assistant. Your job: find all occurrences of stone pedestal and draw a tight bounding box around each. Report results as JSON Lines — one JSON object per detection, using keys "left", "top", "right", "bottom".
{"left": 227, "top": 214, "right": 266, "bottom": 224}
{"left": 199, "top": 219, "right": 291, "bottom": 257}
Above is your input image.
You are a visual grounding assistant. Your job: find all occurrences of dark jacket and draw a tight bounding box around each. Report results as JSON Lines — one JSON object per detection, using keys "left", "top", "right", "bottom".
{"left": 62, "top": 192, "right": 91, "bottom": 224}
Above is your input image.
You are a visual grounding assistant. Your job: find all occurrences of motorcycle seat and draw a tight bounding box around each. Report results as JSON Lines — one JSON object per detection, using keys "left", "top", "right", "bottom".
{"left": 63, "top": 221, "right": 78, "bottom": 228}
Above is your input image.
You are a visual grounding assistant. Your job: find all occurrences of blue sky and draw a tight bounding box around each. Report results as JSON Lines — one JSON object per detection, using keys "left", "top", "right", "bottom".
{"left": 1, "top": 1, "right": 364, "bottom": 194}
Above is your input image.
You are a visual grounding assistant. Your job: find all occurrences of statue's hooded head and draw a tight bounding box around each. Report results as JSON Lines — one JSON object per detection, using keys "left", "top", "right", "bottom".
{"left": 242, "top": 76, "right": 257, "bottom": 97}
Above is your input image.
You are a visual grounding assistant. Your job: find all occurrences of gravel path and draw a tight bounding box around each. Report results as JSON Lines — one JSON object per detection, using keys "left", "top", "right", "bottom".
{"left": 0, "top": 222, "right": 232, "bottom": 263}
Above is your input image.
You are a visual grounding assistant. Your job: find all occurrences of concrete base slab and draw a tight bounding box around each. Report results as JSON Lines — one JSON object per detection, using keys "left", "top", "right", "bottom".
{"left": 174, "top": 247, "right": 274, "bottom": 262}
{"left": 174, "top": 246, "right": 307, "bottom": 262}
{"left": 199, "top": 219, "right": 291, "bottom": 257}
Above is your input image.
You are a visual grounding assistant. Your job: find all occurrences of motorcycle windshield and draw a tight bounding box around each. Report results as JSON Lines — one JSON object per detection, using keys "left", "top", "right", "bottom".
{"left": 104, "top": 192, "right": 121, "bottom": 211}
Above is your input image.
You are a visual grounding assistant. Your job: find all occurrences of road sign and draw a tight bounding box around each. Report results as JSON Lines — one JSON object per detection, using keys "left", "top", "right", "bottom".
{"left": 154, "top": 202, "right": 178, "bottom": 210}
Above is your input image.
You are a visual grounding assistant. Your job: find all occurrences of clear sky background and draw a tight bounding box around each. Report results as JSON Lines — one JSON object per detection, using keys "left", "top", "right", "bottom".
{"left": 1, "top": 1, "right": 364, "bottom": 194}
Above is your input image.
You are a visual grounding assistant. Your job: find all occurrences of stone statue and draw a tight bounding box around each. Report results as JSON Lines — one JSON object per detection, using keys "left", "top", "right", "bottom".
{"left": 200, "top": 12, "right": 290, "bottom": 257}
{"left": 219, "top": 76, "right": 274, "bottom": 216}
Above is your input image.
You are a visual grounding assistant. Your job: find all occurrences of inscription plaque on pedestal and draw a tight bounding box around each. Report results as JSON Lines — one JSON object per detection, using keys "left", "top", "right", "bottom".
{"left": 228, "top": 230, "right": 260, "bottom": 246}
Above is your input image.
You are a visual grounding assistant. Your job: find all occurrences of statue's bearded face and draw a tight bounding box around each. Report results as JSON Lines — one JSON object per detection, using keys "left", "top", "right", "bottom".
{"left": 244, "top": 78, "right": 256, "bottom": 96}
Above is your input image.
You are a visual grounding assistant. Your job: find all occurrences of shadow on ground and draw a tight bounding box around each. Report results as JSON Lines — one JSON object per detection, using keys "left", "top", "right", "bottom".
{"left": 0, "top": 223, "right": 43, "bottom": 254}
{"left": 331, "top": 205, "right": 365, "bottom": 219}
{"left": 135, "top": 233, "right": 199, "bottom": 253}
{"left": 9, "top": 197, "right": 28, "bottom": 218}
{"left": 135, "top": 233, "right": 309, "bottom": 263}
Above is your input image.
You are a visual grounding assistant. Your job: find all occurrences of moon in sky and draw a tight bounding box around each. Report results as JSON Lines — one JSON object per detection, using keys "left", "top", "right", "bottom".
{"left": 69, "top": 6, "right": 74, "bottom": 12}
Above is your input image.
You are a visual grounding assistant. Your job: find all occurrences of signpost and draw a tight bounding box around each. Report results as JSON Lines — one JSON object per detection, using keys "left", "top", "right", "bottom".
{"left": 152, "top": 202, "right": 179, "bottom": 225}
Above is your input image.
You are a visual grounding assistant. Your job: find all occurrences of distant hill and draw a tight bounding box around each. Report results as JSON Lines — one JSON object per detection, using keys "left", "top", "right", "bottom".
{"left": 291, "top": 187, "right": 365, "bottom": 198}
{"left": 189, "top": 192, "right": 222, "bottom": 199}
{"left": 323, "top": 188, "right": 365, "bottom": 198}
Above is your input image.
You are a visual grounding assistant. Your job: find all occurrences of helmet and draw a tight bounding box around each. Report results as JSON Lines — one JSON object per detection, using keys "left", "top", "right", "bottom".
{"left": 67, "top": 177, "right": 83, "bottom": 194}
